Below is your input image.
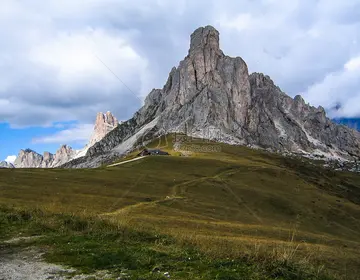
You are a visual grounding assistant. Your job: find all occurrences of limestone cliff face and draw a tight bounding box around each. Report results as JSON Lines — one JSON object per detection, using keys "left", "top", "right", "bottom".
{"left": 87, "top": 112, "right": 119, "bottom": 148}
{"left": 65, "top": 25, "right": 360, "bottom": 168}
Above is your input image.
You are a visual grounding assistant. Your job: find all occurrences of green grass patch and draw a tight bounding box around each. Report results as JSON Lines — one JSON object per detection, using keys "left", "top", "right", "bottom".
{"left": 0, "top": 207, "right": 332, "bottom": 280}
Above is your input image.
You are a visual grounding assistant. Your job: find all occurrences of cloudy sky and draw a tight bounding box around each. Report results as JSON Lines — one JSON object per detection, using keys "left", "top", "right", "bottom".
{"left": 1, "top": 0, "right": 360, "bottom": 162}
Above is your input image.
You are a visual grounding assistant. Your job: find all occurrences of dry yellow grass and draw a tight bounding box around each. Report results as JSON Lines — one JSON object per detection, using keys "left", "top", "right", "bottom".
{"left": 1, "top": 135, "right": 360, "bottom": 278}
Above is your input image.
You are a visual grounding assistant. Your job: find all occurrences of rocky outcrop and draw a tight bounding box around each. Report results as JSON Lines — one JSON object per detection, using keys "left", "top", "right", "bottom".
{"left": 0, "top": 161, "right": 14, "bottom": 168}
{"left": 65, "top": 25, "right": 360, "bottom": 168}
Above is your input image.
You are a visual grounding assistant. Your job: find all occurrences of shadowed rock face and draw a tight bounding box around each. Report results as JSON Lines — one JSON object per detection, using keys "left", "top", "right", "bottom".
{"left": 65, "top": 25, "right": 360, "bottom": 168}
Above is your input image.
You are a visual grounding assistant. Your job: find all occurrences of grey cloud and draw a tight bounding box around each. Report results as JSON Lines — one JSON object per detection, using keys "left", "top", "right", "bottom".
{"left": 1, "top": 0, "right": 360, "bottom": 129}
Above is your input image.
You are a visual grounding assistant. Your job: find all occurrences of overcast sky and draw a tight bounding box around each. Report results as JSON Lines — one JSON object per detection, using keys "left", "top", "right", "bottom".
{"left": 1, "top": 0, "right": 360, "bottom": 162}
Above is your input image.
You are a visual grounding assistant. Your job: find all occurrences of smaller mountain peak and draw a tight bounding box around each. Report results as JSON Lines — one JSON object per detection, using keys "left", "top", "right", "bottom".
{"left": 294, "top": 95, "right": 305, "bottom": 104}
{"left": 250, "top": 72, "right": 275, "bottom": 88}
{"left": 88, "top": 111, "right": 119, "bottom": 148}
{"left": 189, "top": 25, "right": 221, "bottom": 55}
{"left": 24, "top": 148, "right": 35, "bottom": 153}
{"left": 317, "top": 105, "right": 326, "bottom": 114}
{"left": 105, "top": 111, "right": 118, "bottom": 124}
{"left": 95, "top": 111, "right": 118, "bottom": 126}
{"left": 59, "top": 144, "right": 72, "bottom": 150}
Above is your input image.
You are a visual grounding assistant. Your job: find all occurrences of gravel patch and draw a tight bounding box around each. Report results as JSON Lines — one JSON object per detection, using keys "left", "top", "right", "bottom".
{"left": 0, "top": 243, "right": 127, "bottom": 280}
{"left": 0, "top": 247, "right": 73, "bottom": 280}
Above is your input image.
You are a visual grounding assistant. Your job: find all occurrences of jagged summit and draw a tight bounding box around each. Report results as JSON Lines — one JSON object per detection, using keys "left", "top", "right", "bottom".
{"left": 14, "top": 149, "right": 45, "bottom": 168}
{"left": 24, "top": 148, "right": 37, "bottom": 154}
{"left": 88, "top": 112, "right": 119, "bottom": 148}
{"left": 60, "top": 26, "right": 360, "bottom": 168}
{"left": 189, "top": 25, "right": 222, "bottom": 55}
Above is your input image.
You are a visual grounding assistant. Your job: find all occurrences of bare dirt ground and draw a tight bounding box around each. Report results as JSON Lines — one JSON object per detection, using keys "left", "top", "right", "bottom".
{"left": 0, "top": 238, "right": 123, "bottom": 280}
{"left": 0, "top": 246, "right": 73, "bottom": 280}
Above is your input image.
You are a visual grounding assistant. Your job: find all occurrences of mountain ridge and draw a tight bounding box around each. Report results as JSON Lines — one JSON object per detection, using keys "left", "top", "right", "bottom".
{"left": 12, "top": 111, "right": 119, "bottom": 168}
{"left": 0, "top": 161, "right": 14, "bottom": 168}
{"left": 63, "top": 25, "right": 360, "bottom": 168}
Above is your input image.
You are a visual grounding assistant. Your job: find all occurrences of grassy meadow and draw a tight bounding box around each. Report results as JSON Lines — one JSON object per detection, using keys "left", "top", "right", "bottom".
{"left": 1, "top": 135, "right": 360, "bottom": 279}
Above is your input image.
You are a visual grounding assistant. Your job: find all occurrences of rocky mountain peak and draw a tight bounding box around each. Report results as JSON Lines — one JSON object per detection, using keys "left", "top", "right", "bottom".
{"left": 189, "top": 25, "right": 221, "bottom": 55}
{"left": 294, "top": 94, "right": 305, "bottom": 104}
{"left": 50, "top": 145, "right": 75, "bottom": 167}
{"left": 57, "top": 26, "right": 360, "bottom": 168}
{"left": 0, "top": 161, "right": 14, "bottom": 168}
{"left": 250, "top": 72, "right": 276, "bottom": 89}
{"left": 14, "top": 149, "right": 43, "bottom": 168}
{"left": 58, "top": 145, "right": 73, "bottom": 153}
{"left": 96, "top": 111, "right": 118, "bottom": 128}
{"left": 88, "top": 112, "right": 119, "bottom": 148}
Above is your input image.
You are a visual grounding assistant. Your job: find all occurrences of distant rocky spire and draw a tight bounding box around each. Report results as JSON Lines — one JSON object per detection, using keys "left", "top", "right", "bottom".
{"left": 87, "top": 111, "right": 119, "bottom": 148}
{"left": 50, "top": 145, "right": 75, "bottom": 167}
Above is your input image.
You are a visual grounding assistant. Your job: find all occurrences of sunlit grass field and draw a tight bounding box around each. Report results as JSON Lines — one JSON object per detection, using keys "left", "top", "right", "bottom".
{"left": 1, "top": 135, "right": 360, "bottom": 279}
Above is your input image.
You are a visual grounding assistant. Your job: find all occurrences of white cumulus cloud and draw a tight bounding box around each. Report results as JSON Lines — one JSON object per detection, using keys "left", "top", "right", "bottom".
{"left": 5, "top": 155, "right": 16, "bottom": 163}
{"left": 344, "top": 56, "right": 360, "bottom": 71}
{"left": 32, "top": 124, "right": 94, "bottom": 145}
{"left": 303, "top": 55, "right": 360, "bottom": 118}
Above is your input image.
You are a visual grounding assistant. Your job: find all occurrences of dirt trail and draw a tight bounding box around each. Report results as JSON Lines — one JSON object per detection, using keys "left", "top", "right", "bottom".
{"left": 107, "top": 156, "right": 146, "bottom": 167}
{"left": 0, "top": 239, "right": 121, "bottom": 280}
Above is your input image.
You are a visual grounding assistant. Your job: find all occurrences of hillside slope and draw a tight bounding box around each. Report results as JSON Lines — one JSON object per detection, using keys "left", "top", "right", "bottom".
{"left": 1, "top": 137, "right": 360, "bottom": 278}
